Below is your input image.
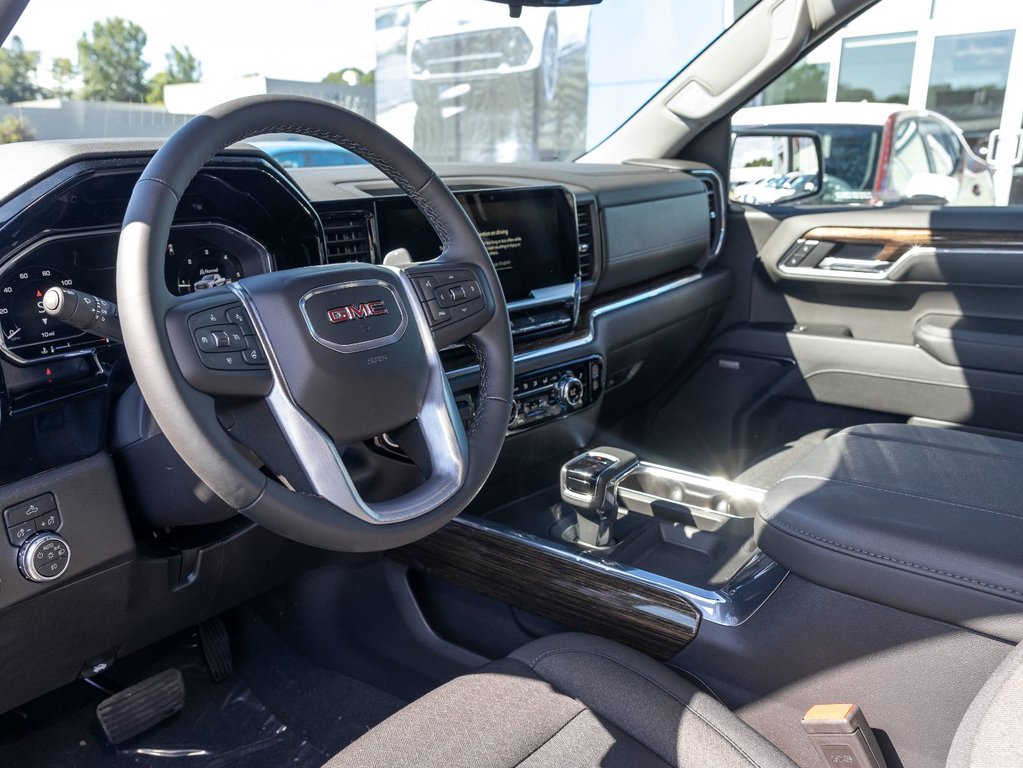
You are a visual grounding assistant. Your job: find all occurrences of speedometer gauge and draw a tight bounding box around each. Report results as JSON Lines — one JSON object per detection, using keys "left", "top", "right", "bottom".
{"left": 0, "top": 266, "right": 91, "bottom": 359}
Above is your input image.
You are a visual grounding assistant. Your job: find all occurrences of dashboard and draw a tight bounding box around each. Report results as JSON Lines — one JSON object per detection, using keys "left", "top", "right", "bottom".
{"left": 0, "top": 145, "right": 720, "bottom": 484}
{"left": 0, "top": 139, "right": 727, "bottom": 715}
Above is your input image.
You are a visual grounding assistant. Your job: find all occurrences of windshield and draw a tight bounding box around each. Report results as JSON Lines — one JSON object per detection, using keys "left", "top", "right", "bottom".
{"left": 2, "top": 0, "right": 760, "bottom": 165}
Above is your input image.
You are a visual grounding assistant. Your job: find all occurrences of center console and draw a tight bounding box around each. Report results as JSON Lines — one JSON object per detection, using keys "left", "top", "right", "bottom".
{"left": 397, "top": 446, "right": 787, "bottom": 660}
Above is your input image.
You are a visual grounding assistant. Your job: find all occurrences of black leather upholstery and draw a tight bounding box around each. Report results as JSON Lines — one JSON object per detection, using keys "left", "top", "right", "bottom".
{"left": 325, "top": 633, "right": 797, "bottom": 768}
{"left": 756, "top": 424, "right": 1023, "bottom": 641}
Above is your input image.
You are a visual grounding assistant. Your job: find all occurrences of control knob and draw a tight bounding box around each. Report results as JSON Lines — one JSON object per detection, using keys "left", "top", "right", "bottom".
{"left": 556, "top": 375, "right": 585, "bottom": 408}
{"left": 18, "top": 532, "right": 71, "bottom": 582}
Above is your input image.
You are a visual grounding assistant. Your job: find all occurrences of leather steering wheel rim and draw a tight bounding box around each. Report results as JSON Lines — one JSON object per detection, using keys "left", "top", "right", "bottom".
{"left": 116, "top": 95, "right": 513, "bottom": 552}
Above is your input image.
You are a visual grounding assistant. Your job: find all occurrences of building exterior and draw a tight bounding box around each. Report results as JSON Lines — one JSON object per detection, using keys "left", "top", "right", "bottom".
{"left": 756, "top": 0, "right": 1023, "bottom": 153}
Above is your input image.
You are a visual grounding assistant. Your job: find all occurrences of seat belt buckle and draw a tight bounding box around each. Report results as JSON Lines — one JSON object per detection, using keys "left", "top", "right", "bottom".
{"left": 801, "top": 704, "right": 887, "bottom": 768}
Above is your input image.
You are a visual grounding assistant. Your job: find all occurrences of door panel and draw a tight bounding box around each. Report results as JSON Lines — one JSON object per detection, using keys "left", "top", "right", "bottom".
{"left": 739, "top": 205, "right": 1023, "bottom": 431}
{"left": 650, "top": 204, "right": 1023, "bottom": 481}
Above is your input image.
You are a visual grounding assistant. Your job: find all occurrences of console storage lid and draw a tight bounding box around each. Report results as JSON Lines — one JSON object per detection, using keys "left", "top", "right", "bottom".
{"left": 755, "top": 424, "right": 1023, "bottom": 641}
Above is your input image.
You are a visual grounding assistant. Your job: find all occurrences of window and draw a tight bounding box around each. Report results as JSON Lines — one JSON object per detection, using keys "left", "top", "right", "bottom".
{"left": 761, "top": 57, "right": 829, "bottom": 106}
{"left": 837, "top": 33, "right": 916, "bottom": 104}
{"left": 819, "top": 125, "right": 883, "bottom": 194}
{"left": 736, "top": 0, "right": 1023, "bottom": 208}
{"left": 927, "top": 30, "right": 1014, "bottom": 144}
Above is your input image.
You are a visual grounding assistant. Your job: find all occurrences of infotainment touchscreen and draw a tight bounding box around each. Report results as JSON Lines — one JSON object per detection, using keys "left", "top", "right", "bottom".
{"left": 375, "top": 187, "right": 579, "bottom": 302}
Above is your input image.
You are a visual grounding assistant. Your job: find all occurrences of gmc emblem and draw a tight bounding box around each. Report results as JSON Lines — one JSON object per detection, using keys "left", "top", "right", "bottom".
{"left": 326, "top": 300, "right": 389, "bottom": 324}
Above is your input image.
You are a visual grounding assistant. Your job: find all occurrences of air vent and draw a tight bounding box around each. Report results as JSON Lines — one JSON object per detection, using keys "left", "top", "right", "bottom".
{"left": 320, "top": 209, "right": 373, "bottom": 264}
{"left": 576, "top": 203, "right": 596, "bottom": 281}
{"left": 691, "top": 169, "right": 725, "bottom": 261}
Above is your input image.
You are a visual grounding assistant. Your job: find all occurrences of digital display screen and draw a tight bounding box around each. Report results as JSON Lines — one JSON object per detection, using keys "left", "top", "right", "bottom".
{"left": 375, "top": 187, "right": 578, "bottom": 302}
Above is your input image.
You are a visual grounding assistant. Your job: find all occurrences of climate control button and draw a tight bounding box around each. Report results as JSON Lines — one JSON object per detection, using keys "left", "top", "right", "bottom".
{"left": 557, "top": 375, "right": 585, "bottom": 408}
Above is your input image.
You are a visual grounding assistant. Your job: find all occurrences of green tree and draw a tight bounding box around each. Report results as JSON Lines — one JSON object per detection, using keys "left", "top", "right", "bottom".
{"left": 323, "top": 68, "right": 375, "bottom": 87}
{"left": 762, "top": 61, "right": 828, "bottom": 106}
{"left": 0, "top": 36, "right": 42, "bottom": 104}
{"left": 50, "top": 57, "right": 76, "bottom": 99}
{"left": 77, "top": 18, "right": 149, "bottom": 102}
{"left": 146, "top": 46, "right": 202, "bottom": 104}
{"left": 0, "top": 115, "right": 33, "bottom": 143}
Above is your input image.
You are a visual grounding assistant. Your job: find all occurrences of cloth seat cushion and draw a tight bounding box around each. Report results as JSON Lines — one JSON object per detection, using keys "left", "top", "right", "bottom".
{"left": 324, "top": 632, "right": 797, "bottom": 768}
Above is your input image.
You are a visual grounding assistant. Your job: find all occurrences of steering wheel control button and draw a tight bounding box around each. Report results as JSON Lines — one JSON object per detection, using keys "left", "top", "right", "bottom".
{"left": 194, "top": 329, "right": 217, "bottom": 352}
{"left": 4, "top": 493, "right": 56, "bottom": 527}
{"left": 425, "top": 300, "right": 451, "bottom": 326}
{"left": 242, "top": 340, "right": 267, "bottom": 366}
{"left": 195, "top": 309, "right": 223, "bottom": 327}
{"left": 411, "top": 275, "right": 439, "bottom": 301}
{"left": 436, "top": 269, "right": 473, "bottom": 286}
{"left": 211, "top": 326, "right": 246, "bottom": 350}
{"left": 7, "top": 519, "right": 36, "bottom": 546}
{"left": 452, "top": 297, "right": 486, "bottom": 319}
{"left": 200, "top": 351, "right": 244, "bottom": 371}
{"left": 18, "top": 533, "right": 70, "bottom": 582}
{"left": 223, "top": 305, "right": 255, "bottom": 335}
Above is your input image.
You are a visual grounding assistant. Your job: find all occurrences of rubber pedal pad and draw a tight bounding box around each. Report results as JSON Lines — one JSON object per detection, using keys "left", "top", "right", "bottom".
{"left": 96, "top": 668, "right": 185, "bottom": 744}
{"left": 198, "top": 615, "right": 233, "bottom": 683}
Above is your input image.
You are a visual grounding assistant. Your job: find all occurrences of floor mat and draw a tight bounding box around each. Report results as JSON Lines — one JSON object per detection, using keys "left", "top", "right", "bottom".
{"left": 0, "top": 610, "right": 405, "bottom": 768}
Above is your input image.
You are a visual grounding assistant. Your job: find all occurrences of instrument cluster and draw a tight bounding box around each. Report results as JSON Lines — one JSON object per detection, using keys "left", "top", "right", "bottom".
{"left": 0, "top": 224, "right": 270, "bottom": 364}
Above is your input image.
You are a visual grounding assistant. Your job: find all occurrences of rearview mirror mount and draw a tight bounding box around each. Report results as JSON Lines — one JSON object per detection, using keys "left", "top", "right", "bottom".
{"left": 485, "top": 0, "right": 602, "bottom": 18}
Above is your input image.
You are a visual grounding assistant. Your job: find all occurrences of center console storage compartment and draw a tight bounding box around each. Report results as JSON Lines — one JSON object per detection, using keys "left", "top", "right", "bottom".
{"left": 756, "top": 423, "right": 1023, "bottom": 641}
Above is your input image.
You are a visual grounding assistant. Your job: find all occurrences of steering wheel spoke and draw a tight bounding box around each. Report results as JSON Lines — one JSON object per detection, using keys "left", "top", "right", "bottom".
{"left": 260, "top": 321, "right": 469, "bottom": 525}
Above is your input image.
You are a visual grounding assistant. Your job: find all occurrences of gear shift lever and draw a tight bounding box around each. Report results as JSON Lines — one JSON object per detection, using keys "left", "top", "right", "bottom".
{"left": 560, "top": 447, "right": 638, "bottom": 547}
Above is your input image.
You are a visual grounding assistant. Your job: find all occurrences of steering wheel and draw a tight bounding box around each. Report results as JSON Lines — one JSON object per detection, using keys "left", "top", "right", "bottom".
{"left": 116, "top": 95, "right": 513, "bottom": 552}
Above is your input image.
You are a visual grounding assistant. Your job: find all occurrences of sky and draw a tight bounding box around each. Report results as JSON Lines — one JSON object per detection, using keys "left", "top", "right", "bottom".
{"left": 11, "top": 0, "right": 381, "bottom": 87}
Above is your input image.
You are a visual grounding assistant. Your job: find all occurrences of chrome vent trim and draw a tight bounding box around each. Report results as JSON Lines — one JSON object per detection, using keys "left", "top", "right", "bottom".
{"left": 691, "top": 168, "right": 725, "bottom": 261}
{"left": 576, "top": 202, "right": 596, "bottom": 282}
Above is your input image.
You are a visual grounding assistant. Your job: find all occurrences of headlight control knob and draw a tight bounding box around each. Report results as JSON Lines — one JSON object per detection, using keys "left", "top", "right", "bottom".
{"left": 18, "top": 532, "right": 71, "bottom": 582}
{"left": 557, "top": 375, "right": 585, "bottom": 408}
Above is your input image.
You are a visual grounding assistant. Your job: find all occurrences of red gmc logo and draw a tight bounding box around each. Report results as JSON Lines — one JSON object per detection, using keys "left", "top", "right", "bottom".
{"left": 327, "top": 300, "right": 389, "bottom": 324}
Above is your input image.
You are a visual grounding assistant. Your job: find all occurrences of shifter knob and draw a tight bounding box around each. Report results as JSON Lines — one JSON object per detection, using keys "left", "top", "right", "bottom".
{"left": 560, "top": 447, "right": 639, "bottom": 547}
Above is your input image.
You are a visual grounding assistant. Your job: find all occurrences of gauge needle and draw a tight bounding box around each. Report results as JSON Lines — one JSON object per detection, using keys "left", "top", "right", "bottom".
{"left": 5, "top": 326, "right": 20, "bottom": 340}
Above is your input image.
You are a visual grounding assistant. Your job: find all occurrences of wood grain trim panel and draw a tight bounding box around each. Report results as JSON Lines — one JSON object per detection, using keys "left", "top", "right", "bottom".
{"left": 804, "top": 227, "right": 1023, "bottom": 263}
{"left": 393, "top": 519, "right": 700, "bottom": 661}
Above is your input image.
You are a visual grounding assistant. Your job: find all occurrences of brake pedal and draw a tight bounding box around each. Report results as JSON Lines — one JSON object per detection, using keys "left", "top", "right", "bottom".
{"left": 199, "top": 616, "right": 233, "bottom": 682}
{"left": 96, "top": 668, "right": 185, "bottom": 745}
